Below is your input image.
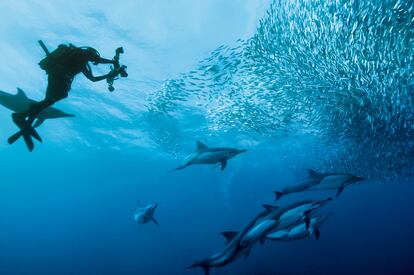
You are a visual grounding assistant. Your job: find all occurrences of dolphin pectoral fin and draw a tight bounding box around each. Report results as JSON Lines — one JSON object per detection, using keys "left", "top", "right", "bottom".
{"left": 304, "top": 215, "right": 311, "bottom": 229}
{"left": 274, "top": 191, "right": 283, "bottom": 200}
{"left": 220, "top": 160, "right": 227, "bottom": 171}
{"left": 314, "top": 228, "right": 320, "bottom": 240}
{"left": 336, "top": 185, "right": 345, "bottom": 196}
{"left": 151, "top": 217, "right": 159, "bottom": 226}
{"left": 168, "top": 165, "right": 186, "bottom": 173}
{"left": 211, "top": 163, "right": 220, "bottom": 170}
{"left": 221, "top": 231, "right": 238, "bottom": 242}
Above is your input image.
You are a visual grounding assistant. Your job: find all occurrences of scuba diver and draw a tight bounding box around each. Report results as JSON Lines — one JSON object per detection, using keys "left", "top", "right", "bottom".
{"left": 9, "top": 41, "right": 128, "bottom": 151}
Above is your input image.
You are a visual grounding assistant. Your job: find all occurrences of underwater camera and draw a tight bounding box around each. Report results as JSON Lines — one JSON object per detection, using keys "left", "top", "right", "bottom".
{"left": 107, "top": 47, "right": 128, "bottom": 92}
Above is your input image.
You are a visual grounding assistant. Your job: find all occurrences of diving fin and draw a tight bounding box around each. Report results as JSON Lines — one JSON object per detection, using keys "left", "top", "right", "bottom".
{"left": 32, "top": 118, "right": 45, "bottom": 128}
{"left": 8, "top": 131, "right": 24, "bottom": 145}
{"left": 8, "top": 123, "right": 42, "bottom": 152}
{"left": 22, "top": 132, "right": 35, "bottom": 152}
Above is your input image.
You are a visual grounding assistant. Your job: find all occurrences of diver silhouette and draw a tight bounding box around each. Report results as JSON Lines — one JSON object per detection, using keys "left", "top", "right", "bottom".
{"left": 9, "top": 40, "right": 127, "bottom": 151}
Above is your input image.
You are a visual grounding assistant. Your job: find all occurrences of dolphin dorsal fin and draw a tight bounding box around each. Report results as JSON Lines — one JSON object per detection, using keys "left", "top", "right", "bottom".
{"left": 16, "top": 88, "right": 28, "bottom": 99}
{"left": 307, "top": 169, "right": 323, "bottom": 178}
{"left": 221, "top": 231, "right": 238, "bottom": 242}
{"left": 262, "top": 204, "right": 279, "bottom": 211}
{"left": 196, "top": 141, "right": 208, "bottom": 151}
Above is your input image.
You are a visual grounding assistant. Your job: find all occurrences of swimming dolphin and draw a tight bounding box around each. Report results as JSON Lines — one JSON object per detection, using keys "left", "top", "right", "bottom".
{"left": 0, "top": 88, "right": 74, "bottom": 127}
{"left": 240, "top": 198, "right": 332, "bottom": 246}
{"left": 266, "top": 213, "right": 333, "bottom": 241}
{"left": 274, "top": 169, "right": 365, "bottom": 200}
{"left": 134, "top": 200, "right": 159, "bottom": 226}
{"left": 187, "top": 209, "right": 272, "bottom": 275}
{"left": 170, "top": 141, "right": 246, "bottom": 171}
{"left": 188, "top": 198, "right": 332, "bottom": 274}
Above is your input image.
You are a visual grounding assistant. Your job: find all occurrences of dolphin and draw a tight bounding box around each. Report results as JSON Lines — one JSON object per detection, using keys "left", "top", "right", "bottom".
{"left": 267, "top": 213, "right": 333, "bottom": 241}
{"left": 188, "top": 198, "right": 332, "bottom": 274}
{"left": 0, "top": 88, "right": 75, "bottom": 127}
{"left": 170, "top": 141, "right": 246, "bottom": 171}
{"left": 134, "top": 200, "right": 159, "bottom": 226}
{"left": 188, "top": 209, "right": 272, "bottom": 275}
{"left": 274, "top": 169, "right": 365, "bottom": 200}
{"left": 240, "top": 198, "right": 332, "bottom": 247}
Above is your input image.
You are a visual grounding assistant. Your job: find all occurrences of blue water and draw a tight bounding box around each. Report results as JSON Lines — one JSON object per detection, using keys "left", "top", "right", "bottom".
{"left": 1, "top": 0, "right": 414, "bottom": 274}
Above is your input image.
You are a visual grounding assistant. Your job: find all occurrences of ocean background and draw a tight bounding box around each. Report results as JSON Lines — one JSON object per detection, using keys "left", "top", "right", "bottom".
{"left": 0, "top": 1, "right": 413, "bottom": 274}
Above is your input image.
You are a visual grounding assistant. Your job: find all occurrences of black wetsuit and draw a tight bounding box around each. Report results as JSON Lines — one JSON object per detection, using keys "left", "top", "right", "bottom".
{"left": 15, "top": 45, "right": 114, "bottom": 125}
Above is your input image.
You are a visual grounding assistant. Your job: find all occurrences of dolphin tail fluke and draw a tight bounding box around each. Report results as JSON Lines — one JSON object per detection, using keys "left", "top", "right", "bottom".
{"left": 187, "top": 261, "right": 210, "bottom": 275}
{"left": 151, "top": 217, "right": 159, "bottom": 226}
{"left": 274, "top": 191, "right": 283, "bottom": 201}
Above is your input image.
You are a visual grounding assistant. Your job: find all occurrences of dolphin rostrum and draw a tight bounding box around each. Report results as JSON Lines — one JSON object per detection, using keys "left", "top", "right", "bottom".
{"left": 171, "top": 141, "right": 246, "bottom": 172}
{"left": 0, "top": 88, "right": 74, "bottom": 127}
{"left": 274, "top": 169, "right": 365, "bottom": 200}
{"left": 134, "top": 200, "right": 159, "bottom": 227}
{"left": 267, "top": 213, "right": 333, "bottom": 241}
